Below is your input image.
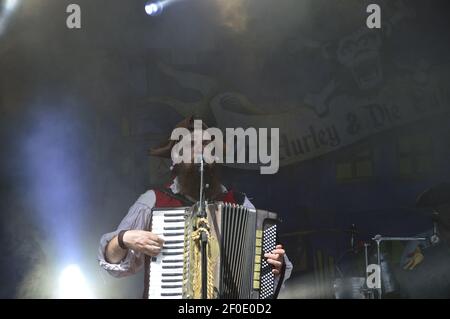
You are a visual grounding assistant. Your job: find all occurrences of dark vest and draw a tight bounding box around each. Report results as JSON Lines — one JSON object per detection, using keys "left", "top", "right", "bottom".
{"left": 153, "top": 187, "right": 245, "bottom": 207}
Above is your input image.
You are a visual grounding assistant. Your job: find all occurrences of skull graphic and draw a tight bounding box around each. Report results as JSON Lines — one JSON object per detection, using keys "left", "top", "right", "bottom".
{"left": 337, "top": 28, "right": 383, "bottom": 90}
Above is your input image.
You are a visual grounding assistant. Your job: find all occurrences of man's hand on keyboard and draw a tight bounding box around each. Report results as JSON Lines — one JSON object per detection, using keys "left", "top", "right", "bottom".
{"left": 123, "top": 230, "right": 165, "bottom": 257}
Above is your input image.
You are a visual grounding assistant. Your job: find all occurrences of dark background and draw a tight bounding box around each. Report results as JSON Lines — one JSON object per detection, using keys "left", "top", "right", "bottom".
{"left": 1, "top": 0, "right": 450, "bottom": 298}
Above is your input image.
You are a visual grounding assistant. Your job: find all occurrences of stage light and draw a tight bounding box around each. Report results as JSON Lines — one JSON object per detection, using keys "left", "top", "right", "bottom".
{"left": 144, "top": 0, "right": 183, "bottom": 16}
{"left": 0, "top": 0, "right": 19, "bottom": 15}
{"left": 145, "top": 1, "right": 164, "bottom": 16}
{"left": 4, "top": 0, "right": 19, "bottom": 11}
{"left": 57, "top": 264, "right": 93, "bottom": 299}
{"left": 0, "top": 0, "right": 20, "bottom": 36}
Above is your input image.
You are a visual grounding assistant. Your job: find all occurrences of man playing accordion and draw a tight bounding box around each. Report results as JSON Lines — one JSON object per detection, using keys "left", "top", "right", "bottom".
{"left": 98, "top": 116, "right": 293, "bottom": 298}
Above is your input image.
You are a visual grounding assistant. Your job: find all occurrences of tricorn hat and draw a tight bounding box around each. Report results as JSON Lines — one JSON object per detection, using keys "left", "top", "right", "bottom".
{"left": 148, "top": 115, "right": 209, "bottom": 158}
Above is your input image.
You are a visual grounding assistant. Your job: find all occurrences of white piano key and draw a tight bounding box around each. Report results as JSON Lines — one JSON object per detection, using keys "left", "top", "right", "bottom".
{"left": 161, "top": 254, "right": 184, "bottom": 260}
{"left": 160, "top": 288, "right": 183, "bottom": 294}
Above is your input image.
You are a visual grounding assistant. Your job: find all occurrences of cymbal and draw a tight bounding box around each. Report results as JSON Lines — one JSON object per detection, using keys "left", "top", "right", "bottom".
{"left": 416, "top": 182, "right": 450, "bottom": 208}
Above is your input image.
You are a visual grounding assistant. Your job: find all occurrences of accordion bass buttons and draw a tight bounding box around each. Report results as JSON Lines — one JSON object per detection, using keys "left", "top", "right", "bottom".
{"left": 253, "top": 229, "right": 263, "bottom": 290}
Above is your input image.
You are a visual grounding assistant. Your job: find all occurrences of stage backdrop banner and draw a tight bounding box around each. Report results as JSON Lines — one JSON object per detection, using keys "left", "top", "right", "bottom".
{"left": 211, "top": 64, "right": 450, "bottom": 169}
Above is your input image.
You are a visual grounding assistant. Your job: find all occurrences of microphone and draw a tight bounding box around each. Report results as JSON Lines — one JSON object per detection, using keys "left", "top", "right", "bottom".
{"left": 194, "top": 154, "right": 204, "bottom": 166}
{"left": 194, "top": 153, "right": 219, "bottom": 165}
{"left": 196, "top": 153, "right": 205, "bottom": 208}
{"left": 194, "top": 153, "right": 204, "bottom": 164}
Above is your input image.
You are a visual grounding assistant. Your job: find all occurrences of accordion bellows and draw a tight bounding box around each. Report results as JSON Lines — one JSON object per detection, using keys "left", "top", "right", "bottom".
{"left": 146, "top": 202, "right": 278, "bottom": 299}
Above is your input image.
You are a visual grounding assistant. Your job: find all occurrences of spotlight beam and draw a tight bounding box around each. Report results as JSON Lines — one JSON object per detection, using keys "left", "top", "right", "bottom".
{"left": 0, "top": 0, "right": 20, "bottom": 36}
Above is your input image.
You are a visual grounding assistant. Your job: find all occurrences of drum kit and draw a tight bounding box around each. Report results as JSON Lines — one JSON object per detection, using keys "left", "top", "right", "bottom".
{"left": 332, "top": 231, "right": 428, "bottom": 299}
{"left": 283, "top": 223, "right": 432, "bottom": 299}
{"left": 280, "top": 184, "right": 450, "bottom": 299}
{"left": 331, "top": 183, "right": 450, "bottom": 299}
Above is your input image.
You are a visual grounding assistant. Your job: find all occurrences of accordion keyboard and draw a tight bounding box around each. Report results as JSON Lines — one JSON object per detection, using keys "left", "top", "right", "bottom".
{"left": 148, "top": 209, "right": 186, "bottom": 299}
{"left": 146, "top": 204, "right": 278, "bottom": 299}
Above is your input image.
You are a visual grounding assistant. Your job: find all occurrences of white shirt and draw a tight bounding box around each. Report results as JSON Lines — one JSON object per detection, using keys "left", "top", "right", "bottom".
{"left": 98, "top": 178, "right": 293, "bottom": 293}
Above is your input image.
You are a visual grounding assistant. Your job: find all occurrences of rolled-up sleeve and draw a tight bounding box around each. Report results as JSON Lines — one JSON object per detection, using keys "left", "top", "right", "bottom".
{"left": 274, "top": 254, "right": 293, "bottom": 291}
{"left": 98, "top": 190, "right": 155, "bottom": 278}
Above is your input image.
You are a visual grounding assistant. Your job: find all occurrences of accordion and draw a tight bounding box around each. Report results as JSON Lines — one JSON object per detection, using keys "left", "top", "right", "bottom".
{"left": 144, "top": 202, "right": 278, "bottom": 299}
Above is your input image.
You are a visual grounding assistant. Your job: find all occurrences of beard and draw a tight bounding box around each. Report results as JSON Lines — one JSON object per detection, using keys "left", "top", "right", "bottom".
{"left": 175, "top": 163, "right": 222, "bottom": 200}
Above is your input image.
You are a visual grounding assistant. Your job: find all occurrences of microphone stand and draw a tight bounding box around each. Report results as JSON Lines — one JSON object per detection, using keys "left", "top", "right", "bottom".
{"left": 197, "top": 155, "right": 209, "bottom": 299}
{"left": 431, "top": 211, "right": 440, "bottom": 245}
